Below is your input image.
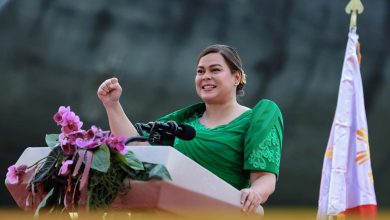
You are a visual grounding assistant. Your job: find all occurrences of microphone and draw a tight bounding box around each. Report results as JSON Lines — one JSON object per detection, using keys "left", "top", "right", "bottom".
{"left": 136, "top": 121, "right": 196, "bottom": 141}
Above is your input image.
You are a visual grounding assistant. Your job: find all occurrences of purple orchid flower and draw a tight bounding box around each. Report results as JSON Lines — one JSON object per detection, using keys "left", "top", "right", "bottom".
{"left": 58, "top": 160, "right": 73, "bottom": 176}
{"left": 53, "top": 106, "right": 71, "bottom": 126}
{"left": 59, "top": 131, "right": 85, "bottom": 155}
{"left": 75, "top": 127, "right": 102, "bottom": 149}
{"left": 6, "top": 164, "right": 27, "bottom": 184}
{"left": 106, "top": 134, "right": 127, "bottom": 155}
{"left": 61, "top": 112, "right": 83, "bottom": 134}
{"left": 75, "top": 126, "right": 108, "bottom": 149}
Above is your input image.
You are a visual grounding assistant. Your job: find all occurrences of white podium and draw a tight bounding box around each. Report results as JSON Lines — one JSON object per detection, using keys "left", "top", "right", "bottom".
{"left": 6, "top": 146, "right": 264, "bottom": 216}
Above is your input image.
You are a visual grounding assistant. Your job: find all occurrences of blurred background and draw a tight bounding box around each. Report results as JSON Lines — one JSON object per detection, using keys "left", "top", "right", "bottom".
{"left": 0, "top": 0, "right": 389, "bottom": 212}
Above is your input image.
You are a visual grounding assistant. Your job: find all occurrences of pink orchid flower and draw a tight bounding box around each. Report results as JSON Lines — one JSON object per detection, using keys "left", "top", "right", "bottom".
{"left": 106, "top": 134, "right": 127, "bottom": 155}
{"left": 75, "top": 126, "right": 105, "bottom": 149}
{"left": 6, "top": 164, "right": 27, "bottom": 184}
{"left": 61, "top": 112, "right": 83, "bottom": 134}
{"left": 59, "top": 131, "right": 85, "bottom": 155}
{"left": 58, "top": 160, "right": 73, "bottom": 176}
{"left": 53, "top": 106, "right": 71, "bottom": 125}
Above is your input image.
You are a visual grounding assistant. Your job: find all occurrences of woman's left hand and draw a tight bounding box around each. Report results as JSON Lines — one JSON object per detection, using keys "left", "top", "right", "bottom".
{"left": 240, "top": 187, "right": 263, "bottom": 213}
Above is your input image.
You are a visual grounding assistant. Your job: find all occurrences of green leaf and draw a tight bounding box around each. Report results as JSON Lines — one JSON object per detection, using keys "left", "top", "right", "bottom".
{"left": 45, "top": 134, "right": 59, "bottom": 149}
{"left": 31, "top": 146, "right": 62, "bottom": 184}
{"left": 144, "top": 163, "right": 172, "bottom": 181}
{"left": 90, "top": 144, "right": 110, "bottom": 173}
{"left": 117, "top": 151, "right": 144, "bottom": 171}
{"left": 118, "top": 163, "right": 136, "bottom": 179}
{"left": 34, "top": 187, "right": 54, "bottom": 218}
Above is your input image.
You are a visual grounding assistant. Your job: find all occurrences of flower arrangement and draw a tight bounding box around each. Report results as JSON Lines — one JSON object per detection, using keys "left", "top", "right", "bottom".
{"left": 6, "top": 106, "right": 170, "bottom": 215}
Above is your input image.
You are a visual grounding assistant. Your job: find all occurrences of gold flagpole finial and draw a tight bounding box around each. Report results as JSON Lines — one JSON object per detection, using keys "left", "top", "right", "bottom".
{"left": 345, "top": 0, "right": 364, "bottom": 32}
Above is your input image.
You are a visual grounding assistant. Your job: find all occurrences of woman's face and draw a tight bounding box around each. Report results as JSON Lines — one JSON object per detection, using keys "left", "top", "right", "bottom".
{"left": 195, "top": 53, "right": 240, "bottom": 104}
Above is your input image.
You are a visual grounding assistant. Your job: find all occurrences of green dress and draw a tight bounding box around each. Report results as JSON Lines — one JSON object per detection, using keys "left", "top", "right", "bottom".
{"left": 156, "top": 99, "right": 284, "bottom": 190}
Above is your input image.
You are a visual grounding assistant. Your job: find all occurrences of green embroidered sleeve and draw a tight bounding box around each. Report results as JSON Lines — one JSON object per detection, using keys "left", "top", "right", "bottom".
{"left": 243, "top": 99, "right": 284, "bottom": 176}
{"left": 246, "top": 126, "right": 281, "bottom": 174}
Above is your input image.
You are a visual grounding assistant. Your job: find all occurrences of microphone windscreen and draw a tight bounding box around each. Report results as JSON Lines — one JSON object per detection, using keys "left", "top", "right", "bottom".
{"left": 177, "top": 124, "right": 196, "bottom": 140}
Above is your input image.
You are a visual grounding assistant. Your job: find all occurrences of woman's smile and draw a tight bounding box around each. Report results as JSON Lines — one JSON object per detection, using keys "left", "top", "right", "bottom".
{"left": 201, "top": 84, "right": 217, "bottom": 90}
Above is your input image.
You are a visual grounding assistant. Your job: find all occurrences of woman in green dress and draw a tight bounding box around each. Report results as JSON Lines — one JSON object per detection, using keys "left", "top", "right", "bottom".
{"left": 97, "top": 45, "right": 284, "bottom": 213}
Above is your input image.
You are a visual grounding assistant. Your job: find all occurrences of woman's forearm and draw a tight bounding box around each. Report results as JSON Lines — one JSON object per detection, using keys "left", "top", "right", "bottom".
{"left": 105, "top": 101, "right": 138, "bottom": 138}
{"left": 250, "top": 171, "right": 276, "bottom": 204}
{"left": 105, "top": 102, "right": 150, "bottom": 146}
{"left": 240, "top": 171, "right": 276, "bottom": 213}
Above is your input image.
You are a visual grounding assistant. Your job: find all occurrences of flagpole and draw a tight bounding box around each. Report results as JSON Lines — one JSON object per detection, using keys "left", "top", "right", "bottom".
{"left": 345, "top": 0, "right": 364, "bottom": 32}
{"left": 317, "top": 1, "right": 376, "bottom": 220}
